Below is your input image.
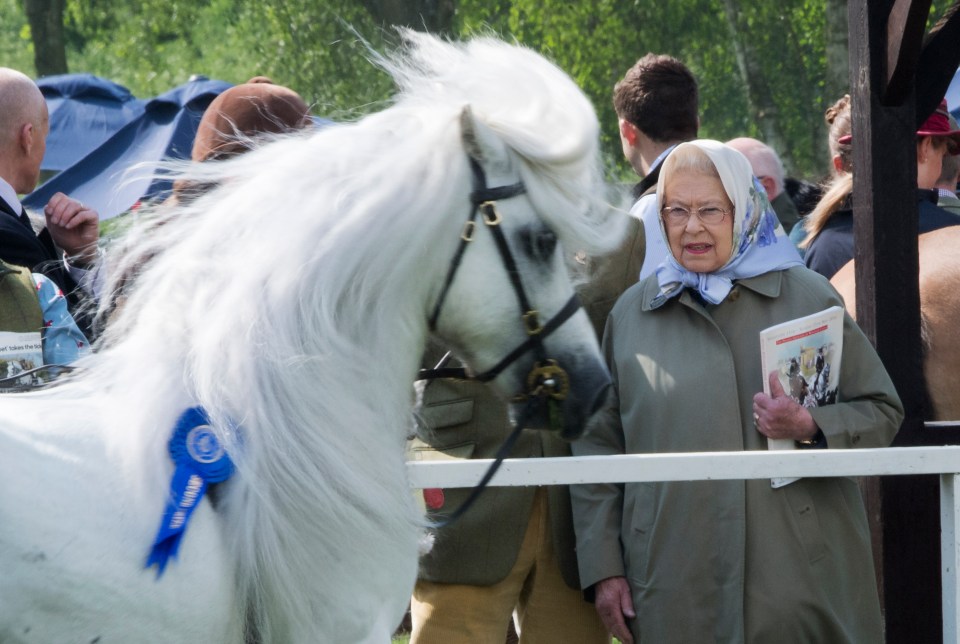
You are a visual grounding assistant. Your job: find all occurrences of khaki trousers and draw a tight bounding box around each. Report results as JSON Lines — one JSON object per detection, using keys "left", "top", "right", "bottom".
{"left": 410, "top": 487, "right": 609, "bottom": 644}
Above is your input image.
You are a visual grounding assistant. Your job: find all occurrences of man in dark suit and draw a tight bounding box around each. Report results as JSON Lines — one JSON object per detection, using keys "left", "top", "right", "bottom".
{"left": 0, "top": 67, "right": 101, "bottom": 320}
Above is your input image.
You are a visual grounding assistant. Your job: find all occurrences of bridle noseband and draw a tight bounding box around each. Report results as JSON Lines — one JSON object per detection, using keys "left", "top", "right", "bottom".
{"left": 422, "top": 155, "right": 581, "bottom": 401}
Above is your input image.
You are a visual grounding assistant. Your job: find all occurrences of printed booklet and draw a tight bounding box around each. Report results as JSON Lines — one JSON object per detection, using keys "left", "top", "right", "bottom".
{"left": 0, "top": 330, "right": 44, "bottom": 392}
{"left": 759, "top": 305, "right": 844, "bottom": 488}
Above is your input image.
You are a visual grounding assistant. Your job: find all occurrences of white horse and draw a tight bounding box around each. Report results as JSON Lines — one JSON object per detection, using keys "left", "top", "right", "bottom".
{"left": 0, "top": 32, "right": 623, "bottom": 643}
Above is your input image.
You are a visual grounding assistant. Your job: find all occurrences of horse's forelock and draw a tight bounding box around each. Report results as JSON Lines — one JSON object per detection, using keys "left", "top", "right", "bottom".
{"left": 385, "top": 32, "right": 621, "bottom": 252}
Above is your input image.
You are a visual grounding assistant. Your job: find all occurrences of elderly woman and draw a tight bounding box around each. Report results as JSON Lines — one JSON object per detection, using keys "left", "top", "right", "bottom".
{"left": 571, "top": 140, "right": 904, "bottom": 644}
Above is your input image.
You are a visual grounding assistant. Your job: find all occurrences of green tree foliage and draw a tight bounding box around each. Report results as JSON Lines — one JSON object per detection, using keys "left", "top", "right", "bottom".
{"left": 5, "top": 0, "right": 953, "bottom": 181}
{"left": 2, "top": 0, "right": 38, "bottom": 71}
{"left": 458, "top": 0, "right": 831, "bottom": 179}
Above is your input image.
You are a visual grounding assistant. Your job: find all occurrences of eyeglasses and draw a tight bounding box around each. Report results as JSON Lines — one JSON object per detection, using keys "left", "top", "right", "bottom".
{"left": 660, "top": 205, "right": 731, "bottom": 226}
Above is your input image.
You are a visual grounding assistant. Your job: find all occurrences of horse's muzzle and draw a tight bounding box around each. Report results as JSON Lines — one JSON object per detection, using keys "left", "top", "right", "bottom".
{"left": 511, "top": 356, "right": 612, "bottom": 441}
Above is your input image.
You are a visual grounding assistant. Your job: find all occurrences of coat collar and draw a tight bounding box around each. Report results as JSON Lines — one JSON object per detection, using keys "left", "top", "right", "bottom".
{"left": 640, "top": 269, "right": 785, "bottom": 311}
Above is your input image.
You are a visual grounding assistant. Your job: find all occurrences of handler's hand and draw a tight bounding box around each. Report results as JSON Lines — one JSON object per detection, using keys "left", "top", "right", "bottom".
{"left": 44, "top": 192, "right": 99, "bottom": 264}
{"left": 594, "top": 575, "right": 635, "bottom": 644}
{"left": 752, "top": 371, "right": 819, "bottom": 442}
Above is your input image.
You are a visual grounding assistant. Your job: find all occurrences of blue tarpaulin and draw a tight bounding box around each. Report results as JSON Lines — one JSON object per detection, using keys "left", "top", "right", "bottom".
{"left": 37, "top": 73, "right": 146, "bottom": 173}
{"left": 25, "top": 76, "right": 233, "bottom": 220}
{"left": 947, "top": 67, "right": 960, "bottom": 118}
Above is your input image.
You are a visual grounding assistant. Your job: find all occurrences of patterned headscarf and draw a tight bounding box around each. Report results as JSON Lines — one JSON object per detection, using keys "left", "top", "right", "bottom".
{"left": 651, "top": 139, "right": 802, "bottom": 306}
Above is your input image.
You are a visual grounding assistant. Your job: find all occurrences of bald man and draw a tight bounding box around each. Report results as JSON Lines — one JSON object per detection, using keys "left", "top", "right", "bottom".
{"left": 0, "top": 67, "right": 101, "bottom": 325}
{"left": 726, "top": 136, "right": 801, "bottom": 233}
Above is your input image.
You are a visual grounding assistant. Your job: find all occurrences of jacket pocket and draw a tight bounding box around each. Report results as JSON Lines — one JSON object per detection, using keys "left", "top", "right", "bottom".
{"left": 782, "top": 483, "right": 827, "bottom": 564}
{"left": 623, "top": 483, "right": 656, "bottom": 585}
{"left": 421, "top": 398, "right": 475, "bottom": 430}
{"left": 407, "top": 438, "right": 475, "bottom": 462}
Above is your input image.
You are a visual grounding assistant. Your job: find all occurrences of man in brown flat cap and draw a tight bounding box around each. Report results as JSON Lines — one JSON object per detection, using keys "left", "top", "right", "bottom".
{"left": 191, "top": 76, "right": 312, "bottom": 162}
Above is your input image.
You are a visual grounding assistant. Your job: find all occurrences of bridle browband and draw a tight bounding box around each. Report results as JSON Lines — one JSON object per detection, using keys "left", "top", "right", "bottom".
{"left": 421, "top": 155, "right": 580, "bottom": 399}
{"left": 418, "top": 153, "right": 586, "bottom": 527}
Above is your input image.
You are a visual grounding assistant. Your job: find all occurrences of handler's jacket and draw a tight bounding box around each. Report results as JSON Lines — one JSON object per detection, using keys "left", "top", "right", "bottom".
{"left": 412, "top": 367, "right": 583, "bottom": 588}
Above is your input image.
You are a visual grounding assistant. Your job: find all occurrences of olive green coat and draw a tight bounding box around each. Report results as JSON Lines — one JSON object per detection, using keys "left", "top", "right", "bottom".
{"left": 571, "top": 266, "right": 904, "bottom": 644}
{"left": 0, "top": 260, "right": 42, "bottom": 333}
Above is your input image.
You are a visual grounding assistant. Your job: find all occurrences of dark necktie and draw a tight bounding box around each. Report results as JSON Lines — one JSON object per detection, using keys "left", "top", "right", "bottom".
{"left": 0, "top": 197, "right": 32, "bottom": 232}
{"left": 17, "top": 207, "right": 33, "bottom": 232}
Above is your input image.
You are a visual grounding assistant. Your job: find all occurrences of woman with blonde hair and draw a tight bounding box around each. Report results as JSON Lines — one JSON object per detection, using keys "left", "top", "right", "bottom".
{"left": 802, "top": 97, "right": 960, "bottom": 279}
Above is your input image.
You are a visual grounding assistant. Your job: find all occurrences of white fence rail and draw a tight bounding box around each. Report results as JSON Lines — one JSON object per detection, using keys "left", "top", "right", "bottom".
{"left": 407, "top": 445, "right": 960, "bottom": 644}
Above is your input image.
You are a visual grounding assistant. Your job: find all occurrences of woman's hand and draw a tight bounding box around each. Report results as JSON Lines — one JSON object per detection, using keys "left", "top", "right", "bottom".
{"left": 752, "top": 371, "right": 820, "bottom": 441}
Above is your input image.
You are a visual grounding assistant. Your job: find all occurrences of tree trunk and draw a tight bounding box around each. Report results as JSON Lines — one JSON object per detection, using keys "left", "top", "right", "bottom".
{"left": 719, "top": 0, "right": 793, "bottom": 170}
{"left": 357, "top": 0, "right": 456, "bottom": 35}
{"left": 824, "top": 0, "right": 850, "bottom": 104}
{"left": 23, "top": 0, "right": 68, "bottom": 77}
{"left": 823, "top": 0, "right": 849, "bottom": 169}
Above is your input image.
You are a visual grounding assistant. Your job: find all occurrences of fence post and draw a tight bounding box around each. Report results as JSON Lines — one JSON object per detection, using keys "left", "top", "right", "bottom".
{"left": 942, "top": 473, "right": 960, "bottom": 644}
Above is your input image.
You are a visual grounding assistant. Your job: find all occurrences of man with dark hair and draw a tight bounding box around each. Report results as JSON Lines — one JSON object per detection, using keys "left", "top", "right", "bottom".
{"left": 613, "top": 54, "right": 699, "bottom": 278}
{"left": 613, "top": 54, "right": 699, "bottom": 154}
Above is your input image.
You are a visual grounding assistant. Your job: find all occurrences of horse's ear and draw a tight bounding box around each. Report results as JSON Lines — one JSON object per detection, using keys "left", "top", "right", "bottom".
{"left": 460, "top": 106, "right": 511, "bottom": 174}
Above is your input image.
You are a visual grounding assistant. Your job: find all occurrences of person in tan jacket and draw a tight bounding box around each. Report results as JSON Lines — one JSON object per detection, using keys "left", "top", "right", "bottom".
{"left": 408, "top": 342, "right": 609, "bottom": 644}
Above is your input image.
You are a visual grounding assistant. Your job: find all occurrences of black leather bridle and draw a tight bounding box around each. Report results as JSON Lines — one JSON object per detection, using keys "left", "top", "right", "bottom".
{"left": 420, "top": 155, "right": 582, "bottom": 401}
{"left": 418, "top": 153, "right": 587, "bottom": 527}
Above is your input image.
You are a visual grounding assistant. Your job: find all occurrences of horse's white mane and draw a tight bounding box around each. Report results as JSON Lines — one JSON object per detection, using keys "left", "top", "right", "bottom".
{"left": 62, "top": 31, "right": 618, "bottom": 641}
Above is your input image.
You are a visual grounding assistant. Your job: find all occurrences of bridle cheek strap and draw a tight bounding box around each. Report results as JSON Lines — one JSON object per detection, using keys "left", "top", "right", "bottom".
{"left": 424, "top": 155, "right": 580, "bottom": 400}
{"left": 427, "top": 157, "right": 526, "bottom": 330}
{"left": 420, "top": 153, "right": 584, "bottom": 529}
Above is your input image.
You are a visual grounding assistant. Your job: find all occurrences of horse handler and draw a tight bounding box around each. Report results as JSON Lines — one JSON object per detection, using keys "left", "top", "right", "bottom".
{"left": 408, "top": 345, "right": 610, "bottom": 644}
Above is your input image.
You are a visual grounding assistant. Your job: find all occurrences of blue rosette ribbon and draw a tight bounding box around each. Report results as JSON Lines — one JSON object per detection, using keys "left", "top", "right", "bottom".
{"left": 146, "top": 407, "right": 235, "bottom": 576}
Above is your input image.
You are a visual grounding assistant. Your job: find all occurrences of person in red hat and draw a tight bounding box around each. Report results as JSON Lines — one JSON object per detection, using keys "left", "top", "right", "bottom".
{"left": 915, "top": 99, "right": 960, "bottom": 188}
{"left": 934, "top": 110, "right": 960, "bottom": 214}
{"left": 799, "top": 97, "right": 960, "bottom": 279}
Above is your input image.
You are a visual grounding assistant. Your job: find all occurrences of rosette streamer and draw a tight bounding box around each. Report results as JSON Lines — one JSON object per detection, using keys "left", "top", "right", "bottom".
{"left": 146, "top": 407, "right": 235, "bottom": 575}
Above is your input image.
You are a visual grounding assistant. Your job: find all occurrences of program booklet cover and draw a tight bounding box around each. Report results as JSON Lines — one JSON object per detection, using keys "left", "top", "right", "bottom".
{"left": 759, "top": 305, "right": 844, "bottom": 488}
{"left": 0, "top": 331, "right": 44, "bottom": 392}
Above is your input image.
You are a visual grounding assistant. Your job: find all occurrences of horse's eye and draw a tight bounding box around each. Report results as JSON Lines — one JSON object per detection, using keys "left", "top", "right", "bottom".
{"left": 519, "top": 227, "right": 558, "bottom": 262}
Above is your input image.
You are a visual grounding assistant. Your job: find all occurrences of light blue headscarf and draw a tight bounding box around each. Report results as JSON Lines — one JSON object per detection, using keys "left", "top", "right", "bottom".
{"left": 651, "top": 139, "right": 802, "bottom": 306}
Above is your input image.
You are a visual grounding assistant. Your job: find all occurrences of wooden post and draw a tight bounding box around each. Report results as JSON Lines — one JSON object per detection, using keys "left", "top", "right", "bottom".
{"left": 849, "top": 1, "right": 943, "bottom": 641}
